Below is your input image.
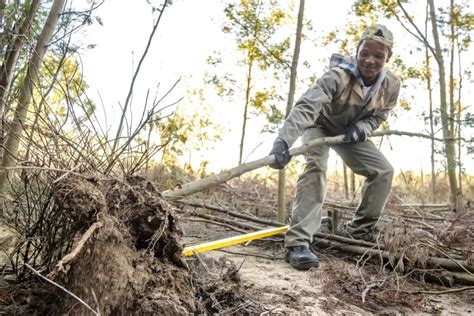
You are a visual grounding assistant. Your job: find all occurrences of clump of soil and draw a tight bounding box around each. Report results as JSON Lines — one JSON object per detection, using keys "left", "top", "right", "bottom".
{"left": 25, "top": 175, "right": 256, "bottom": 314}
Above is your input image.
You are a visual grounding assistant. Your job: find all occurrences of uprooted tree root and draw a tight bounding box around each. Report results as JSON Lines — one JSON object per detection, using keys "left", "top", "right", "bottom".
{"left": 2, "top": 175, "right": 261, "bottom": 314}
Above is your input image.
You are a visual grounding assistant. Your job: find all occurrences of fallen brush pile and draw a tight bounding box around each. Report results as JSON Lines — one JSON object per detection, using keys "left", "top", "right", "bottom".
{"left": 181, "top": 200, "right": 474, "bottom": 286}
{"left": 177, "top": 180, "right": 474, "bottom": 311}
{"left": 1, "top": 175, "right": 262, "bottom": 314}
{"left": 178, "top": 185, "right": 474, "bottom": 285}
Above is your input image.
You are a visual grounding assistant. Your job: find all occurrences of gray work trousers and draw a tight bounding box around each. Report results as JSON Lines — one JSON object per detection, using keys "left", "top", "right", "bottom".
{"left": 284, "top": 127, "right": 394, "bottom": 248}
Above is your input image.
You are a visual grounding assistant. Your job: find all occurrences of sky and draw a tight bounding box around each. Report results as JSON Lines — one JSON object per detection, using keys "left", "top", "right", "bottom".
{"left": 80, "top": 0, "right": 474, "bottom": 175}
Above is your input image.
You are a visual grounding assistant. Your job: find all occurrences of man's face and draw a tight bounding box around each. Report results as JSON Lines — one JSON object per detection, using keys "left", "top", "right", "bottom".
{"left": 356, "top": 39, "right": 390, "bottom": 86}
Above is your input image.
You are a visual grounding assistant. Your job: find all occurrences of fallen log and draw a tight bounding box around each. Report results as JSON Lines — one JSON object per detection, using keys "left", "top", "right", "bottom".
{"left": 183, "top": 198, "right": 332, "bottom": 233}
{"left": 312, "top": 238, "right": 474, "bottom": 275}
{"left": 178, "top": 199, "right": 285, "bottom": 227}
{"left": 190, "top": 212, "right": 263, "bottom": 232}
{"left": 399, "top": 204, "right": 450, "bottom": 209}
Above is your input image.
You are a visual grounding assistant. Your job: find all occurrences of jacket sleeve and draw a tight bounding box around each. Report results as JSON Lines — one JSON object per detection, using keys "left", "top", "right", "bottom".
{"left": 355, "top": 79, "right": 401, "bottom": 135}
{"left": 278, "top": 69, "right": 342, "bottom": 148}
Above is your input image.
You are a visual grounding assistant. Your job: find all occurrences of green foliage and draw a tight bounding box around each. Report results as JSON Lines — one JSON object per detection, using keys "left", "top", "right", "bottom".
{"left": 353, "top": 0, "right": 376, "bottom": 17}
{"left": 451, "top": 4, "right": 474, "bottom": 51}
{"left": 0, "top": 1, "right": 48, "bottom": 49}
{"left": 261, "top": 103, "right": 284, "bottom": 134}
{"left": 251, "top": 90, "right": 270, "bottom": 113}
{"left": 391, "top": 56, "right": 424, "bottom": 81}
{"left": 13, "top": 54, "right": 93, "bottom": 132}
{"left": 223, "top": 0, "right": 290, "bottom": 70}
{"left": 321, "top": 18, "right": 372, "bottom": 57}
{"left": 397, "top": 98, "right": 411, "bottom": 111}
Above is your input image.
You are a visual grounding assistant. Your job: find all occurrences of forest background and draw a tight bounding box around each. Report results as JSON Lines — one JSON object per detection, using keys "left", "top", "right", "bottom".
{"left": 0, "top": 0, "right": 473, "bottom": 216}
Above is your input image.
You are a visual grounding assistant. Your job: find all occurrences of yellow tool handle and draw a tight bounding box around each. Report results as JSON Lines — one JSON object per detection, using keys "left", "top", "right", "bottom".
{"left": 182, "top": 225, "right": 289, "bottom": 256}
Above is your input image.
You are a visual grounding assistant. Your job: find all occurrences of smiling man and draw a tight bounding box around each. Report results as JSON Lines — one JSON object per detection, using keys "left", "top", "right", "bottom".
{"left": 269, "top": 24, "right": 401, "bottom": 270}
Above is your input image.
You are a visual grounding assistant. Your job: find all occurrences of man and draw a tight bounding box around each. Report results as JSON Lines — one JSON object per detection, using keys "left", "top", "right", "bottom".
{"left": 269, "top": 24, "right": 401, "bottom": 270}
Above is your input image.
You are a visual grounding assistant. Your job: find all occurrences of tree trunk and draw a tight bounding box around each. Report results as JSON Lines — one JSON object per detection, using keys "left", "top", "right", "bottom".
{"left": 424, "top": 5, "right": 436, "bottom": 203}
{"left": 0, "top": 0, "right": 5, "bottom": 27}
{"left": 456, "top": 38, "right": 463, "bottom": 197}
{"left": 0, "top": 0, "right": 66, "bottom": 193}
{"left": 238, "top": 58, "right": 253, "bottom": 165}
{"left": 343, "top": 163, "right": 349, "bottom": 199}
{"left": 448, "top": 0, "right": 464, "bottom": 210}
{"left": 428, "top": 0, "right": 458, "bottom": 205}
{"left": 277, "top": 0, "right": 305, "bottom": 223}
{"left": 0, "top": 0, "right": 41, "bottom": 145}
{"left": 350, "top": 170, "right": 356, "bottom": 198}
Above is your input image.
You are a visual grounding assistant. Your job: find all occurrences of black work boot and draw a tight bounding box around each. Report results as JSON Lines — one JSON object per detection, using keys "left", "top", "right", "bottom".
{"left": 342, "top": 223, "right": 377, "bottom": 242}
{"left": 285, "top": 246, "right": 320, "bottom": 270}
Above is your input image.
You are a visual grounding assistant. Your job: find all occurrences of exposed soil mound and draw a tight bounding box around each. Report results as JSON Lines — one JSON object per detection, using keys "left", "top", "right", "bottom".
{"left": 47, "top": 175, "right": 252, "bottom": 314}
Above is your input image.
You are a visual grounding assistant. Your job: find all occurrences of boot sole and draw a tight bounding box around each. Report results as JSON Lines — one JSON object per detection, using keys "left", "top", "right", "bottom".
{"left": 286, "top": 257, "right": 320, "bottom": 270}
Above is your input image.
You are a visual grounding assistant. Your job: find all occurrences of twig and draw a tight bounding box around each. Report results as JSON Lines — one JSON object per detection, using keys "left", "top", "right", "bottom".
{"left": 361, "top": 279, "right": 386, "bottom": 303}
{"left": 109, "top": 0, "right": 169, "bottom": 156}
{"left": 409, "top": 286, "right": 474, "bottom": 295}
{"left": 192, "top": 251, "right": 210, "bottom": 274}
{"left": 25, "top": 263, "right": 100, "bottom": 316}
{"left": 223, "top": 301, "right": 253, "bottom": 314}
{"left": 217, "top": 249, "right": 284, "bottom": 260}
{"left": 191, "top": 211, "right": 262, "bottom": 231}
{"left": 91, "top": 289, "right": 101, "bottom": 315}
{"left": 184, "top": 218, "right": 248, "bottom": 234}
{"left": 403, "top": 218, "right": 436, "bottom": 230}
{"left": 178, "top": 199, "right": 285, "bottom": 227}
{"left": 314, "top": 232, "right": 384, "bottom": 250}
{"left": 2, "top": 165, "right": 83, "bottom": 176}
{"left": 53, "top": 164, "right": 82, "bottom": 184}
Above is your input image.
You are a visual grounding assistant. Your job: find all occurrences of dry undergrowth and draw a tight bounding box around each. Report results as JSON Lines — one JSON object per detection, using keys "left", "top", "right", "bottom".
{"left": 308, "top": 261, "right": 423, "bottom": 313}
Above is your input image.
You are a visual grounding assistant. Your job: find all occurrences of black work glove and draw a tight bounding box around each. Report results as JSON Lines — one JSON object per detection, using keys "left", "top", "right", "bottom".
{"left": 343, "top": 124, "right": 367, "bottom": 144}
{"left": 269, "top": 138, "right": 291, "bottom": 169}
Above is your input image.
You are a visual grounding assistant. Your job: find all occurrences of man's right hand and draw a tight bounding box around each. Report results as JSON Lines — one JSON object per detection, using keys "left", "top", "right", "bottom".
{"left": 269, "top": 138, "right": 291, "bottom": 169}
{"left": 343, "top": 124, "right": 367, "bottom": 144}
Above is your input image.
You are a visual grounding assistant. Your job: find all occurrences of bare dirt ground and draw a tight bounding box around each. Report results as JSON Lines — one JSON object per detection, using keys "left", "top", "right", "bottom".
{"left": 181, "top": 218, "right": 474, "bottom": 315}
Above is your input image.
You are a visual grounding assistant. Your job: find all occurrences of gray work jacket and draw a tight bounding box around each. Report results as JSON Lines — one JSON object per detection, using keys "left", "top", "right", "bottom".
{"left": 278, "top": 56, "right": 401, "bottom": 148}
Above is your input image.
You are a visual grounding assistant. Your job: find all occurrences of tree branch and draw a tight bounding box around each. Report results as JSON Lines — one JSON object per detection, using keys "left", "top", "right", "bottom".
{"left": 163, "top": 130, "right": 451, "bottom": 199}
{"left": 396, "top": 0, "right": 440, "bottom": 65}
